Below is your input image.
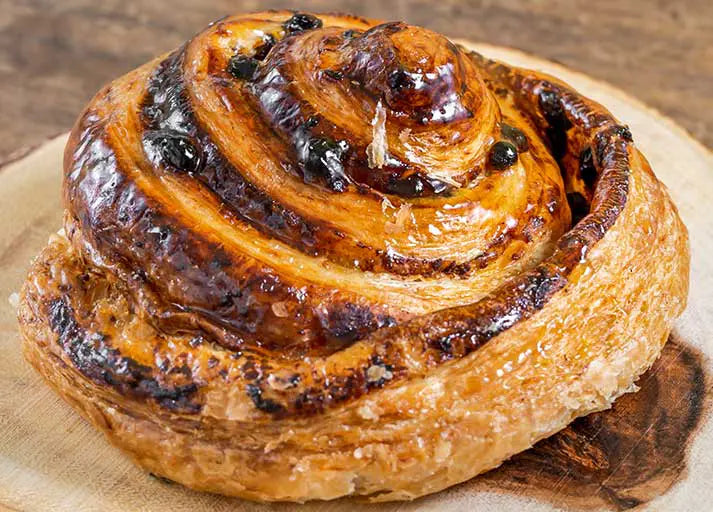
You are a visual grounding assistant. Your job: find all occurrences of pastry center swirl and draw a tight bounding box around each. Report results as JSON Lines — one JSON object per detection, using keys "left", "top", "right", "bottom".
{"left": 64, "top": 12, "right": 582, "bottom": 358}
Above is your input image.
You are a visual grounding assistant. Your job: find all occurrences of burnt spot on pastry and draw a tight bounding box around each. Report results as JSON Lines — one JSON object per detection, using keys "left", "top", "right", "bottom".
{"left": 539, "top": 87, "right": 571, "bottom": 130}
{"left": 47, "top": 298, "right": 200, "bottom": 412}
{"left": 380, "top": 248, "right": 473, "bottom": 277}
{"left": 613, "top": 124, "right": 633, "bottom": 142}
{"left": 567, "top": 192, "right": 590, "bottom": 225}
{"left": 292, "top": 372, "right": 363, "bottom": 414}
{"left": 317, "top": 302, "right": 396, "bottom": 344}
{"left": 286, "top": 358, "right": 406, "bottom": 416}
{"left": 246, "top": 383, "right": 285, "bottom": 414}
{"left": 479, "top": 336, "right": 709, "bottom": 511}
{"left": 283, "top": 13, "right": 323, "bottom": 34}
{"left": 579, "top": 147, "right": 597, "bottom": 188}
{"left": 240, "top": 359, "right": 261, "bottom": 381}
{"left": 428, "top": 266, "right": 568, "bottom": 359}
{"left": 435, "top": 336, "right": 454, "bottom": 357}
{"left": 539, "top": 87, "right": 572, "bottom": 161}
{"left": 388, "top": 68, "right": 414, "bottom": 93}
{"left": 142, "top": 49, "right": 373, "bottom": 268}
{"left": 594, "top": 124, "right": 633, "bottom": 164}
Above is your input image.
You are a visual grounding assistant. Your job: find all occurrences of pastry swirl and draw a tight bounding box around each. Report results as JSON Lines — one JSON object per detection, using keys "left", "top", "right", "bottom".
{"left": 18, "top": 10, "right": 689, "bottom": 502}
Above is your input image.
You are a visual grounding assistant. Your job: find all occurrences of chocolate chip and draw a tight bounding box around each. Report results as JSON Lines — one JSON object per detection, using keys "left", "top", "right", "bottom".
{"left": 501, "top": 123, "right": 529, "bottom": 152}
{"left": 283, "top": 13, "right": 322, "bottom": 33}
{"left": 148, "top": 132, "right": 202, "bottom": 173}
{"left": 227, "top": 55, "right": 258, "bottom": 80}
{"left": 489, "top": 141, "right": 519, "bottom": 170}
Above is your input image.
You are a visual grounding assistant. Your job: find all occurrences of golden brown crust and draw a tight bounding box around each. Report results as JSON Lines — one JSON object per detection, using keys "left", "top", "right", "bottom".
{"left": 17, "top": 10, "right": 689, "bottom": 502}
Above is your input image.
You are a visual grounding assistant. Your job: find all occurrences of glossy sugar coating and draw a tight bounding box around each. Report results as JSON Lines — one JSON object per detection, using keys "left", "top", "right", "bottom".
{"left": 18, "top": 10, "right": 688, "bottom": 502}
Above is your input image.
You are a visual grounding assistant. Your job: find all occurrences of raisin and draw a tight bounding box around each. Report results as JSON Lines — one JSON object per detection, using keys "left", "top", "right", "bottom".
{"left": 387, "top": 173, "right": 426, "bottom": 197}
{"left": 489, "top": 141, "right": 518, "bottom": 170}
{"left": 283, "top": 13, "right": 322, "bottom": 33}
{"left": 227, "top": 55, "right": 258, "bottom": 80}
{"left": 149, "top": 132, "right": 202, "bottom": 173}
{"left": 303, "top": 138, "right": 350, "bottom": 192}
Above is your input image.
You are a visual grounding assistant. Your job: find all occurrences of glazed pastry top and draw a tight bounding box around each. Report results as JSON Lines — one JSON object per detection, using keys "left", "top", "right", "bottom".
{"left": 59, "top": 11, "right": 633, "bottom": 417}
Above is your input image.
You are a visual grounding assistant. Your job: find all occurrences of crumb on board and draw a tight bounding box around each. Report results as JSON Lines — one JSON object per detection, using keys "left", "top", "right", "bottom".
{"left": 366, "top": 100, "right": 388, "bottom": 169}
{"left": 8, "top": 292, "right": 20, "bottom": 309}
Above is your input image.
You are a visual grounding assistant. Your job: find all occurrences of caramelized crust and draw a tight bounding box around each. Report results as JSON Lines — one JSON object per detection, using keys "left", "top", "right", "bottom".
{"left": 18, "top": 10, "right": 689, "bottom": 502}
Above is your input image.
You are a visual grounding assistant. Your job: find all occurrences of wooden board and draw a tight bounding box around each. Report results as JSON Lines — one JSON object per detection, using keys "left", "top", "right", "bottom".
{"left": 1, "top": 43, "right": 712, "bottom": 511}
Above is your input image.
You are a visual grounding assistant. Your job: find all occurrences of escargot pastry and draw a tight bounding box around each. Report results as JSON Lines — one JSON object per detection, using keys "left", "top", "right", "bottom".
{"left": 18, "top": 10, "right": 689, "bottom": 502}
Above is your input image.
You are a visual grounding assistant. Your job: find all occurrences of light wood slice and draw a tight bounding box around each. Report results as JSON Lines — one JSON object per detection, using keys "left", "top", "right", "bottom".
{"left": 1, "top": 42, "right": 711, "bottom": 512}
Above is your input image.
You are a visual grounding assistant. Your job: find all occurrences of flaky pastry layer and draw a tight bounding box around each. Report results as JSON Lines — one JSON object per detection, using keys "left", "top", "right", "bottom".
{"left": 18, "top": 10, "right": 689, "bottom": 502}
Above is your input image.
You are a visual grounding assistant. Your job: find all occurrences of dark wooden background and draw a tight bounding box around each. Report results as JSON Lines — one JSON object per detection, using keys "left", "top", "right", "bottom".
{"left": 1, "top": 0, "right": 711, "bottom": 165}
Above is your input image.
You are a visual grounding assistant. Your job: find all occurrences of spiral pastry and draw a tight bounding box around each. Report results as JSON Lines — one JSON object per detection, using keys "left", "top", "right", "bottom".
{"left": 18, "top": 10, "right": 689, "bottom": 502}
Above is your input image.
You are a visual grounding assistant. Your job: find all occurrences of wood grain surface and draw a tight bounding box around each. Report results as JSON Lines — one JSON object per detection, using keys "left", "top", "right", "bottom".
{"left": 1, "top": 43, "right": 712, "bottom": 512}
{"left": 0, "top": 0, "right": 712, "bottom": 166}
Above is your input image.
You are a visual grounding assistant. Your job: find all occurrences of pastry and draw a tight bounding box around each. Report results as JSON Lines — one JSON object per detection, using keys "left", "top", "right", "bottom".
{"left": 17, "top": 10, "right": 689, "bottom": 502}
